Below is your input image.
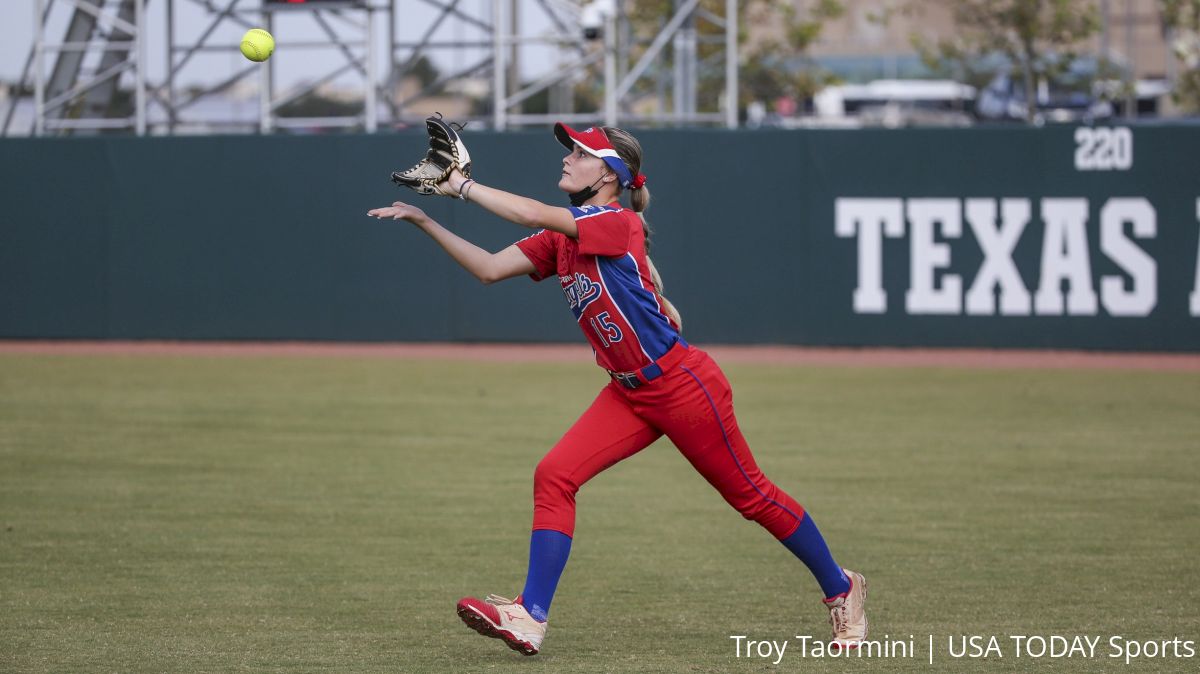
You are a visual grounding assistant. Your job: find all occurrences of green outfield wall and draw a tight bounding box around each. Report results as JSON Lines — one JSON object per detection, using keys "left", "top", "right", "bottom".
{"left": 2, "top": 126, "right": 1198, "bottom": 350}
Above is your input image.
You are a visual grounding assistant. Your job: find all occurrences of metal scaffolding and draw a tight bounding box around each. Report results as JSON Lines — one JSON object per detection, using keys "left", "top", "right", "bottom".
{"left": 26, "top": 0, "right": 148, "bottom": 135}
{"left": 4, "top": 0, "right": 739, "bottom": 136}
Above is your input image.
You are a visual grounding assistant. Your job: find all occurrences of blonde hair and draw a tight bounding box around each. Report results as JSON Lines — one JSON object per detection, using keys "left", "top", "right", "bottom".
{"left": 603, "top": 127, "right": 683, "bottom": 331}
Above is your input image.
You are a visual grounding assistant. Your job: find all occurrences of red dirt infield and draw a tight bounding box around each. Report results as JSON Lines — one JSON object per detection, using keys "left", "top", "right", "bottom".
{"left": 1, "top": 341, "right": 1197, "bottom": 371}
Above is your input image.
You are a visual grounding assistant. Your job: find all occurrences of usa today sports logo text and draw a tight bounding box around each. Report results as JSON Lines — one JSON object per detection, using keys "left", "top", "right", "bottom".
{"left": 729, "top": 634, "right": 1196, "bottom": 665}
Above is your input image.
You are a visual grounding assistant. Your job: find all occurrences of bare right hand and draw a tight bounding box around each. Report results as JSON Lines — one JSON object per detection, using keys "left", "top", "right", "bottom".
{"left": 367, "top": 201, "right": 429, "bottom": 225}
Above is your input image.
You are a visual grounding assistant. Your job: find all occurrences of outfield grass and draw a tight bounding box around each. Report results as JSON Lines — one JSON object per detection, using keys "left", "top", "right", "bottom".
{"left": 1, "top": 353, "right": 1198, "bottom": 673}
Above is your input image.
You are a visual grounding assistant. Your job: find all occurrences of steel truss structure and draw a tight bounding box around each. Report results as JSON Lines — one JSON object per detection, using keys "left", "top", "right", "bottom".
{"left": 5, "top": 0, "right": 738, "bottom": 136}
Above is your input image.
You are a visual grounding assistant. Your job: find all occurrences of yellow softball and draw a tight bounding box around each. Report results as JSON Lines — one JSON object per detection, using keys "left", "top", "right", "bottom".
{"left": 240, "top": 28, "right": 275, "bottom": 63}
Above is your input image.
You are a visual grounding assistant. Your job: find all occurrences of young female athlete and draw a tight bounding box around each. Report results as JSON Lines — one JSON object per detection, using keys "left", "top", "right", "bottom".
{"left": 367, "top": 123, "right": 867, "bottom": 656}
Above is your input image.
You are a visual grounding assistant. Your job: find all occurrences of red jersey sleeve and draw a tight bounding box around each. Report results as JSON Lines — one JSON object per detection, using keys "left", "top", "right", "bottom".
{"left": 571, "top": 205, "right": 636, "bottom": 257}
{"left": 514, "top": 229, "right": 561, "bottom": 281}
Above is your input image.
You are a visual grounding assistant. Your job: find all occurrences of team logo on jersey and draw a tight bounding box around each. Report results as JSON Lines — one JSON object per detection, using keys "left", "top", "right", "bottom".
{"left": 561, "top": 272, "right": 602, "bottom": 318}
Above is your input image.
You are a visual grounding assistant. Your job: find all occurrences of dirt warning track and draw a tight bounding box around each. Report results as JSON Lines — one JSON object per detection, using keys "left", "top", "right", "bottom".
{"left": 1, "top": 341, "right": 1197, "bottom": 371}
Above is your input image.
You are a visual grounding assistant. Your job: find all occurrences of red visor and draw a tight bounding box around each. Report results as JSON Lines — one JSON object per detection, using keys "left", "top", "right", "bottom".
{"left": 554, "top": 122, "right": 642, "bottom": 189}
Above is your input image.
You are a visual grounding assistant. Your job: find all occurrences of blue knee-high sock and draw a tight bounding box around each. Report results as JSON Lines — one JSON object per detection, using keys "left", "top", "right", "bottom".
{"left": 781, "top": 513, "right": 850, "bottom": 599}
{"left": 520, "top": 529, "right": 572, "bottom": 622}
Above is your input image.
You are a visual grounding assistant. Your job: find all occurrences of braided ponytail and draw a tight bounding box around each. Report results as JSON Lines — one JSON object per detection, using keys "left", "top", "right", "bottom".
{"left": 604, "top": 127, "right": 683, "bottom": 330}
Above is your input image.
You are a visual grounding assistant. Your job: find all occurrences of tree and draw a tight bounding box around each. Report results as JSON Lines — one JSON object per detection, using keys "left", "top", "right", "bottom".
{"left": 277, "top": 91, "right": 363, "bottom": 120}
{"left": 737, "top": 0, "right": 845, "bottom": 110}
{"left": 909, "top": 1, "right": 1099, "bottom": 123}
{"left": 1163, "top": 0, "right": 1200, "bottom": 114}
{"left": 625, "top": 0, "right": 845, "bottom": 117}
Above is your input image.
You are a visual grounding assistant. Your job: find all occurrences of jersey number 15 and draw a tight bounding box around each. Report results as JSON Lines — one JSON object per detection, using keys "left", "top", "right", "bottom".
{"left": 590, "top": 311, "right": 623, "bottom": 347}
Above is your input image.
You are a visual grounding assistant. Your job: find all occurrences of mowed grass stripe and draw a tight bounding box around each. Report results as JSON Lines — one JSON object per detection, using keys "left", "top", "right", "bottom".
{"left": 1, "top": 354, "right": 1197, "bottom": 673}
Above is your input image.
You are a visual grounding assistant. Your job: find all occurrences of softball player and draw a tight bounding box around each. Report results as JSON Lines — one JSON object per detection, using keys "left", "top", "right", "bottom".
{"left": 367, "top": 123, "right": 867, "bottom": 656}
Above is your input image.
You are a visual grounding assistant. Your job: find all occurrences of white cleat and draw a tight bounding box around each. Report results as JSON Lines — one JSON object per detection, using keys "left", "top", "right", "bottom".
{"left": 823, "top": 569, "right": 868, "bottom": 650}
{"left": 456, "top": 593, "right": 546, "bottom": 656}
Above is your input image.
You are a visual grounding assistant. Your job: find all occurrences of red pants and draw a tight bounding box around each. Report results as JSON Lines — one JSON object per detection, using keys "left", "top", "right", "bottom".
{"left": 533, "top": 346, "right": 806, "bottom": 540}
